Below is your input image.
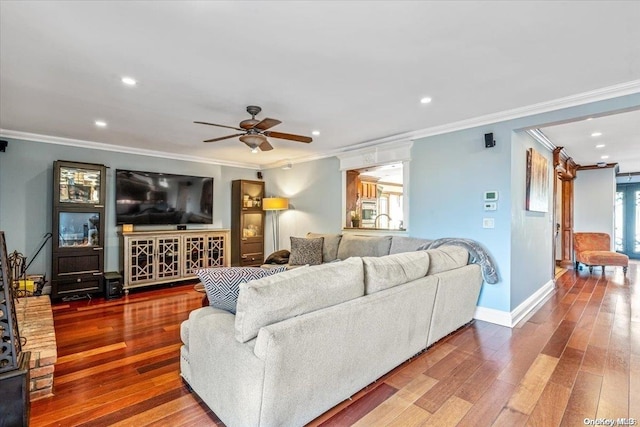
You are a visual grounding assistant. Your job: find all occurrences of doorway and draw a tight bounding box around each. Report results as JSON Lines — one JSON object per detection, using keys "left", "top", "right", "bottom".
{"left": 615, "top": 183, "right": 640, "bottom": 259}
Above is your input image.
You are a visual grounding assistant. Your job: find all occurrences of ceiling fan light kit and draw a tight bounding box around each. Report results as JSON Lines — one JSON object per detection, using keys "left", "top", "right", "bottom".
{"left": 196, "top": 105, "right": 312, "bottom": 152}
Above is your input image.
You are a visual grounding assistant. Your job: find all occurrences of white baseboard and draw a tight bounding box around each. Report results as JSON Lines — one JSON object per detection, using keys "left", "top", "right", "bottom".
{"left": 474, "top": 279, "right": 556, "bottom": 327}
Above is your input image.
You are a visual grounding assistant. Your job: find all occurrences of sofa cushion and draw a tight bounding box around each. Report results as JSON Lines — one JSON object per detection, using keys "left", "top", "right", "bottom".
{"left": 425, "top": 246, "right": 469, "bottom": 275}
{"left": 289, "top": 236, "right": 324, "bottom": 266}
{"left": 196, "top": 266, "right": 287, "bottom": 313}
{"left": 362, "top": 251, "right": 430, "bottom": 294}
{"left": 336, "top": 234, "right": 392, "bottom": 260}
{"left": 389, "top": 236, "right": 432, "bottom": 254}
{"left": 306, "top": 232, "right": 342, "bottom": 262}
{"left": 234, "top": 257, "right": 364, "bottom": 343}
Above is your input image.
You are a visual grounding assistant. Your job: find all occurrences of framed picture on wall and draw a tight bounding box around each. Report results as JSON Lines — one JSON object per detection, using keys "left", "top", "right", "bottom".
{"left": 526, "top": 148, "right": 549, "bottom": 212}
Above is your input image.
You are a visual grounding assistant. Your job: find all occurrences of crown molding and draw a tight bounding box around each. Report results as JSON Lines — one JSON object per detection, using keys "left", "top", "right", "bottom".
{"left": 578, "top": 162, "right": 619, "bottom": 172}
{"left": 0, "top": 129, "right": 261, "bottom": 169}
{"left": 264, "top": 80, "right": 640, "bottom": 169}
{"left": 525, "top": 129, "right": 556, "bottom": 153}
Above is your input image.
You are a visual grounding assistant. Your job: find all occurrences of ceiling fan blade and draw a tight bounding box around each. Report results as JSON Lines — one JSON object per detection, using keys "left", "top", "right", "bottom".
{"left": 203, "top": 133, "right": 244, "bottom": 143}
{"left": 253, "top": 118, "right": 282, "bottom": 131}
{"left": 194, "top": 121, "right": 244, "bottom": 131}
{"left": 264, "top": 131, "right": 312, "bottom": 143}
{"left": 259, "top": 140, "right": 274, "bottom": 151}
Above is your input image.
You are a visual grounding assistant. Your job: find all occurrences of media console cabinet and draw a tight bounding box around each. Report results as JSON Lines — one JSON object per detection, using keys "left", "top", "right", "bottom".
{"left": 121, "top": 229, "right": 230, "bottom": 292}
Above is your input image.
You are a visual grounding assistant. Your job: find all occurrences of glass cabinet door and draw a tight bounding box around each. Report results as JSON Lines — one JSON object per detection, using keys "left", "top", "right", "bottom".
{"left": 58, "top": 212, "right": 101, "bottom": 247}
{"left": 241, "top": 181, "right": 264, "bottom": 209}
{"left": 59, "top": 165, "right": 102, "bottom": 204}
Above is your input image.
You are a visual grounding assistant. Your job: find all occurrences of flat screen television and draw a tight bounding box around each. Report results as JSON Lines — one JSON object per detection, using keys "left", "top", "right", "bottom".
{"left": 115, "top": 169, "right": 214, "bottom": 225}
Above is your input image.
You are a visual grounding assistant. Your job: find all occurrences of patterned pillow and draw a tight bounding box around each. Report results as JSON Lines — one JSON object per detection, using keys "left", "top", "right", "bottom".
{"left": 289, "top": 236, "right": 324, "bottom": 265}
{"left": 196, "top": 266, "right": 287, "bottom": 313}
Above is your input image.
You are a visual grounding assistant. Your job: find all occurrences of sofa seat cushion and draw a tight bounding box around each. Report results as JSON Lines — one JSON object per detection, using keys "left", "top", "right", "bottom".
{"left": 306, "top": 232, "right": 342, "bottom": 262}
{"left": 578, "top": 250, "right": 629, "bottom": 267}
{"left": 425, "top": 246, "right": 469, "bottom": 275}
{"left": 362, "top": 251, "right": 430, "bottom": 294}
{"left": 196, "top": 266, "right": 288, "bottom": 313}
{"left": 289, "top": 236, "right": 324, "bottom": 265}
{"left": 235, "top": 257, "right": 365, "bottom": 343}
{"left": 336, "top": 234, "right": 392, "bottom": 260}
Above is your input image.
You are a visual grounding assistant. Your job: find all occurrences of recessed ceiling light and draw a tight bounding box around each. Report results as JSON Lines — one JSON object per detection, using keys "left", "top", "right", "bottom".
{"left": 595, "top": 144, "right": 606, "bottom": 148}
{"left": 591, "top": 132, "right": 602, "bottom": 137}
{"left": 586, "top": 117, "right": 594, "bottom": 121}
{"left": 121, "top": 76, "right": 137, "bottom": 86}
{"left": 312, "top": 130, "right": 320, "bottom": 136}
{"left": 420, "top": 97, "right": 432, "bottom": 104}
{"left": 601, "top": 155, "right": 609, "bottom": 159}
{"left": 94, "top": 120, "right": 107, "bottom": 127}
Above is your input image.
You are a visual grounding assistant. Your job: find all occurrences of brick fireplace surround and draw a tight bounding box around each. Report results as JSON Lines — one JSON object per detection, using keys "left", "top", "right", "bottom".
{"left": 15, "top": 296, "right": 57, "bottom": 400}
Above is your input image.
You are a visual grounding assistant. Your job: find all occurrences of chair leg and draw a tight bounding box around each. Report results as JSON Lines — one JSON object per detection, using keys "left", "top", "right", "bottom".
{"left": 601, "top": 266, "right": 605, "bottom": 275}
{"left": 575, "top": 261, "right": 579, "bottom": 270}
{"left": 623, "top": 266, "right": 628, "bottom": 275}
{"left": 589, "top": 265, "right": 593, "bottom": 274}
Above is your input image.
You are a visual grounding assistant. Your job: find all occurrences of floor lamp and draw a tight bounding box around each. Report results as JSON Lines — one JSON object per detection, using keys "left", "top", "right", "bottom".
{"left": 263, "top": 197, "right": 289, "bottom": 253}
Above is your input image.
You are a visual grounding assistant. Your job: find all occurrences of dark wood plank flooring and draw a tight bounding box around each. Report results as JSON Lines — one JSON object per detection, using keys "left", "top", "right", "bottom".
{"left": 30, "top": 262, "right": 638, "bottom": 426}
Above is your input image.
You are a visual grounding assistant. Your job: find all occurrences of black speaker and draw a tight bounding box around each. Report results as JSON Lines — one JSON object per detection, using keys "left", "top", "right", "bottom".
{"left": 104, "top": 272, "right": 123, "bottom": 300}
{"left": 0, "top": 140, "right": 7, "bottom": 152}
{"left": 177, "top": 224, "right": 187, "bottom": 230}
{"left": 257, "top": 171, "right": 263, "bottom": 180}
{"left": 484, "top": 133, "right": 495, "bottom": 148}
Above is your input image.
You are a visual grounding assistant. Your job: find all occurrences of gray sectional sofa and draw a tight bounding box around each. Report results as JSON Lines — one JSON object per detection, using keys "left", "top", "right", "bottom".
{"left": 180, "top": 233, "right": 484, "bottom": 427}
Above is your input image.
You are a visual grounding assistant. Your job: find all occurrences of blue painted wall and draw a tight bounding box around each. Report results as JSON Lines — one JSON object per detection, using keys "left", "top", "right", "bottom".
{"left": 410, "top": 125, "right": 512, "bottom": 311}
{"left": 262, "top": 157, "right": 342, "bottom": 251}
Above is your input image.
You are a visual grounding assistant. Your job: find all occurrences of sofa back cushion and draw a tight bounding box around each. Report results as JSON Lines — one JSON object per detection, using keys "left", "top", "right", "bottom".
{"left": 234, "top": 257, "right": 364, "bottom": 343}
{"left": 389, "top": 236, "right": 432, "bottom": 255}
{"left": 362, "top": 251, "right": 430, "bottom": 294}
{"left": 306, "top": 232, "right": 342, "bottom": 262}
{"left": 336, "top": 234, "right": 392, "bottom": 260}
{"left": 425, "top": 246, "right": 469, "bottom": 275}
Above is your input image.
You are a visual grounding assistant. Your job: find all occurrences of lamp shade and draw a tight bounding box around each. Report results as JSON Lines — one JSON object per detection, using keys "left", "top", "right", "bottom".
{"left": 262, "top": 197, "right": 289, "bottom": 211}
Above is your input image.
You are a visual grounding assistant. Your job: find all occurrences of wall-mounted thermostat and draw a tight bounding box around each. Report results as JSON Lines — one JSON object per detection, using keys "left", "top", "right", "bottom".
{"left": 484, "top": 202, "right": 497, "bottom": 211}
{"left": 484, "top": 190, "right": 499, "bottom": 202}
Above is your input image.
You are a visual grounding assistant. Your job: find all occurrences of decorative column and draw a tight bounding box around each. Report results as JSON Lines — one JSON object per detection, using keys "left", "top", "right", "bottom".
{"left": 553, "top": 148, "right": 578, "bottom": 269}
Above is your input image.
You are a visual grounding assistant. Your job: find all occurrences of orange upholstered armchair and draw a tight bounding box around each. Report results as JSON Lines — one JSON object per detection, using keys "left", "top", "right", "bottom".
{"left": 573, "top": 232, "right": 628, "bottom": 275}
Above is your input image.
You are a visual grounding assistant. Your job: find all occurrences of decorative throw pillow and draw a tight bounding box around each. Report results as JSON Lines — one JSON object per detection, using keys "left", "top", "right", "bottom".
{"left": 195, "top": 266, "right": 287, "bottom": 313}
{"left": 289, "top": 236, "right": 324, "bottom": 265}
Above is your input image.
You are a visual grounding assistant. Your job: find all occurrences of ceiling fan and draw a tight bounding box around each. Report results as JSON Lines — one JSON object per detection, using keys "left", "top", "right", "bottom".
{"left": 195, "top": 105, "right": 312, "bottom": 153}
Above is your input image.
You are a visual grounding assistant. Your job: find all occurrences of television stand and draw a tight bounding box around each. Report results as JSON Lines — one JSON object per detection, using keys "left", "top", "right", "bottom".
{"left": 121, "top": 229, "right": 230, "bottom": 292}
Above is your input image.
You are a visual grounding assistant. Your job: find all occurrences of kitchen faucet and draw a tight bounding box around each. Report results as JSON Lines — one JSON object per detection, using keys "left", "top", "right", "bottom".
{"left": 374, "top": 213, "right": 392, "bottom": 228}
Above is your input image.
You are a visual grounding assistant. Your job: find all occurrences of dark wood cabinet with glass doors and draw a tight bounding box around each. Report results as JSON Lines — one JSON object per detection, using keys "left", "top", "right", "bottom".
{"left": 231, "top": 180, "right": 265, "bottom": 266}
{"left": 51, "top": 160, "right": 106, "bottom": 299}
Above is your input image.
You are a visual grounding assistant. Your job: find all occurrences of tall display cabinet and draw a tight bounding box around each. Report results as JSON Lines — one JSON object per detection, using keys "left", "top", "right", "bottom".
{"left": 51, "top": 160, "right": 106, "bottom": 299}
{"left": 231, "top": 180, "right": 265, "bottom": 266}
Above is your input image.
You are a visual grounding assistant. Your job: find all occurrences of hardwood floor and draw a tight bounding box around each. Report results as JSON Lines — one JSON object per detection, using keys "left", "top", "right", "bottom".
{"left": 30, "top": 262, "right": 638, "bottom": 426}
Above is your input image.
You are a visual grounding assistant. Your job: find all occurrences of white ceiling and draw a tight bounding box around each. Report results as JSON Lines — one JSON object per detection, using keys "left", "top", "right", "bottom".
{"left": 1, "top": 1, "right": 639, "bottom": 170}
